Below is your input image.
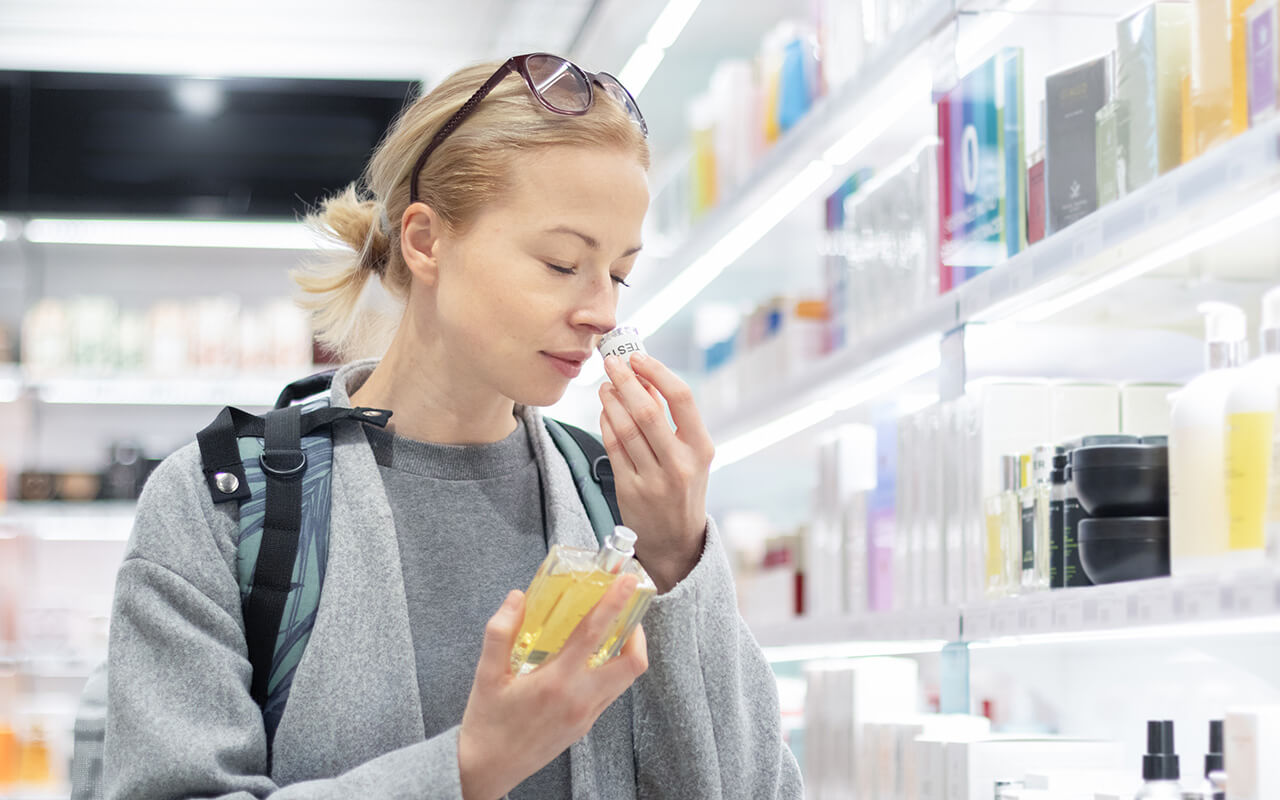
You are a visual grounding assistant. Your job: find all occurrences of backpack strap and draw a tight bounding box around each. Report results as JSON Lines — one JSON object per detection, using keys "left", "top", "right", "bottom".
{"left": 244, "top": 404, "right": 305, "bottom": 710}
{"left": 195, "top": 374, "right": 391, "bottom": 749}
{"left": 544, "top": 418, "right": 622, "bottom": 545}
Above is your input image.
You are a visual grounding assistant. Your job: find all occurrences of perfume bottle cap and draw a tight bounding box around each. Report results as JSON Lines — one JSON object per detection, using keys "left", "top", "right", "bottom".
{"left": 1143, "top": 720, "right": 1180, "bottom": 781}
{"left": 598, "top": 327, "right": 646, "bottom": 365}
{"left": 1205, "top": 719, "right": 1224, "bottom": 777}
{"left": 607, "top": 525, "right": 638, "bottom": 555}
{"left": 1001, "top": 455, "right": 1021, "bottom": 492}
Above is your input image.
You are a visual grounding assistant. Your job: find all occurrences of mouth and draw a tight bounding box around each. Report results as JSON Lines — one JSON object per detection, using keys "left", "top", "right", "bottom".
{"left": 541, "top": 351, "right": 586, "bottom": 379}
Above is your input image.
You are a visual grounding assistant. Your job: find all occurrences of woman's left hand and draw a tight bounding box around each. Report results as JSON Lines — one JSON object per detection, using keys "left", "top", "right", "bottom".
{"left": 599, "top": 352, "right": 715, "bottom": 593}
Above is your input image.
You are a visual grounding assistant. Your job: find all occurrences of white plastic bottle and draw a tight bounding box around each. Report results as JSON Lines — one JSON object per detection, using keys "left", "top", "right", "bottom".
{"left": 1170, "top": 302, "right": 1248, "bottom": 575}
{"left": 1224, "top": 286, "right": 1280, "bottom": 567}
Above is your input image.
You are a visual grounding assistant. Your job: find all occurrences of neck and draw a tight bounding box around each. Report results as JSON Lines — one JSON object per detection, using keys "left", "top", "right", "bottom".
{"left": 349, "top": 314, "right": 518, "bottom": 445}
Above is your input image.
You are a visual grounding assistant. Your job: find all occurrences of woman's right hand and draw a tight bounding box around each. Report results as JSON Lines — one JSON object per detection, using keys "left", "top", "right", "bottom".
{"left": 457, "top": 576, "right": 649, "bottom": 800}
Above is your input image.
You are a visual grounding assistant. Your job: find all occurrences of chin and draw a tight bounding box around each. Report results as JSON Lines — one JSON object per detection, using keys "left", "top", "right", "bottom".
{"left": 506, "top": 379, "right": 570, "bottom": 409}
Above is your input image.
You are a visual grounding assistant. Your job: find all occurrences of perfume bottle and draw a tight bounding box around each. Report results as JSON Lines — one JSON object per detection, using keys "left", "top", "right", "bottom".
{"left": 1000, "top": 455, "right": 1023, "bottom": 594}
{"left": 984, "top": 455, "right": 1020, "bottom": 597}
{"left": 510, "top": 526, "right": 657, "bottom": 675}
{"left": 1022, "top": 445, "right": 1055, "bottom": 591}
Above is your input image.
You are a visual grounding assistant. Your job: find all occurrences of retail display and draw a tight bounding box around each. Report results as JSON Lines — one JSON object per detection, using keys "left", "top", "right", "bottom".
{"left": 1246, "top": 0, "right": 1279, "bottom": 123}
{"left": 19, "top": 296, "right": 314, "bottom": 377}
{"left": 1223, "top": 706, "right": 1280, "bottom": 800}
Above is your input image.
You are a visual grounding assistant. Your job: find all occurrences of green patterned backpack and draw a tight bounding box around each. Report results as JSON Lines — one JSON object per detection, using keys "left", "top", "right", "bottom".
{"left": 69, "top": 371, "right": 621, "bottom": 798}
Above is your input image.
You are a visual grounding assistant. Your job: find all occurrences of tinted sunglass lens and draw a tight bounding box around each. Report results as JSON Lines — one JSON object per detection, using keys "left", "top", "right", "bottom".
{"left": 526, "top": 54, "right": 591, "bottom": 113}
{"left": 596, "top": 73, "right": 647, "bottom": 135}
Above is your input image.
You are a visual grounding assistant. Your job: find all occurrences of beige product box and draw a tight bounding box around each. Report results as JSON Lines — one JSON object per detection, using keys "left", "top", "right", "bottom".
{"left": 1050, "top": 382, "right": 1121, "bottom": 443}
{"left": 1224, "top": 705, "right": 1280, "bottom": 799}
{"left": 945, "top": 737, "right": 1125, "bottom": 800}
{"left": 1121, "top": 382, "right": 1179, "bottom": 437}
{"left": 969, "top": 381, "right": 1054, "bottom": 500}
{"left": 906, "top": 715, "right": 994, "bottom": 800}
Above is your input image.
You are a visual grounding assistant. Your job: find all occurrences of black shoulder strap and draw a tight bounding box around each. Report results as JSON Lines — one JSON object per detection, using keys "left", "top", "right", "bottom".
{"left": 556, "top": 421, "right": 622, "bottom": 526}
{"left": 244, "top": 404, "right": 307, "bottom": 709}
{"left": 275, "top": 369, "right": 338, "bottom": 409}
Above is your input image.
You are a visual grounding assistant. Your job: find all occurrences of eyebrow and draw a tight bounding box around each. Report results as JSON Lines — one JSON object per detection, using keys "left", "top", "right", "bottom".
{"left": 545, "top": 226, "right": 643, "bottom": 258}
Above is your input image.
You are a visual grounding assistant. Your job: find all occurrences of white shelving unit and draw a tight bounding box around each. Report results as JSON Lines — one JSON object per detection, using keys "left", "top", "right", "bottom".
{"left": 702, "top": 114, "right": 1280, "bottom": 450}
{"left": 752, "top": 566, "right": 1280, "bottom": 653}
{"left": 0, "top": 502, "right": 135, "bottom": 542}
{"left": 0, "top": 369, "right": 326, "bottom": 408}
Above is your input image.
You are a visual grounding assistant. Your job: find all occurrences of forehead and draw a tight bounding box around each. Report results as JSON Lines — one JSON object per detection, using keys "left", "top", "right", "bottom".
{"left": 500, "top": 146, "right": 649, "bottom": 228}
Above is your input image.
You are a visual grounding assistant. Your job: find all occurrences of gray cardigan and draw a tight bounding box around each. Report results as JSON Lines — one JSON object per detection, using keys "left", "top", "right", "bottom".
{"left": 103, "top": 360, "right": 803, "bottom": 799}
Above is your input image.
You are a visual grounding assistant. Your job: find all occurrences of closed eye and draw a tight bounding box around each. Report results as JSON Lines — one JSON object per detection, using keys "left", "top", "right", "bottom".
{"left": 545, "top": 262, "right": 631, "bottom": 288}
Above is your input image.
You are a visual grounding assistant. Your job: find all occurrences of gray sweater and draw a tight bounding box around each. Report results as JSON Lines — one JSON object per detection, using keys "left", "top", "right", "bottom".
{"left": 368, "top": 418, "right": 570, "bottom": 796}
{"left": 103, "top": 359, "right": 804, "bottom": 799}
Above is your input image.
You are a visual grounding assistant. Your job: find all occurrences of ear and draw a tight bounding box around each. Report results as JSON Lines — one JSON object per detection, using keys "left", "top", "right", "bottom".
{"left": 400, "top": 201, "right": 445, "bottom": 287}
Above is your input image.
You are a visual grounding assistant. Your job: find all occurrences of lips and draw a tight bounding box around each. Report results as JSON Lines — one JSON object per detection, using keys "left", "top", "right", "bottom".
{"left": 542, "top": 351, "right": 588, "bottom": 378}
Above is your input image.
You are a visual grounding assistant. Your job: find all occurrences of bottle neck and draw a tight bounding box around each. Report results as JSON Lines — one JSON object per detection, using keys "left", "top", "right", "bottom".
{"left": 1206, "top": 341, "right": 1241, "bottom": 370}
{"left": 1265, "top": 328, "right": 1280, "bottom": 356}
{"left": 595, "top": 542, "right": 630, "bottom": 574}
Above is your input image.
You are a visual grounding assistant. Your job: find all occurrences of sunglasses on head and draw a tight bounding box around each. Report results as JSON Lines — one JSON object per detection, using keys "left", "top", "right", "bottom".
{"left": 407, "top": 53, "right": 648, "bottom": 206}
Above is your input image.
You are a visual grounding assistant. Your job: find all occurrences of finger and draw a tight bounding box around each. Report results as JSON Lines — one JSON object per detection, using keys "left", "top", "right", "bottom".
{"left": 628, "top": 353, "right": 711, "bottom": 445}
{"left": 585, "top": 623, "right": 649, "bottom": 714}
{"left": 476, "top": 590, "right": 525, "bottom": 685}
{"left": 603, "top": 355, "right": 680, "bottom": 464}
{"left": 599, "top": 410, "right": 637, "bottom": 475}
{"left": 599, "top": 382, "right": 659, "bottom": 472}
{"left": 549, "top": 574, "right": 639, "bottom": 674}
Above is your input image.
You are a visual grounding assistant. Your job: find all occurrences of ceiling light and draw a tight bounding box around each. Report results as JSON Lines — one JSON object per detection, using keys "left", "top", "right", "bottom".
{"left": 23, "top": 218, "right": 346, "bottom": 250}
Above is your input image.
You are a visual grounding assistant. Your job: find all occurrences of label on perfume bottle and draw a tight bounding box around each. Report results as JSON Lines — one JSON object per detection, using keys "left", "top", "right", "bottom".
{"left": 1049, "top": 498, "right": 1065, "bottom": 588}
{"left": 1022, "top": 501, "right": 1035, "bottom": 571}
{"left": 1063, "top": 496, "right": 1094, "bottom": 587}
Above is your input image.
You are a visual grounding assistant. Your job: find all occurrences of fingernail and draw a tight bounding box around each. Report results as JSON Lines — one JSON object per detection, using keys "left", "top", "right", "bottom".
{"left": 631, "top": 352, "right": 647, "bottom": 364}
{"left": 605, "top": 354, "right": 619, "bottom": 369}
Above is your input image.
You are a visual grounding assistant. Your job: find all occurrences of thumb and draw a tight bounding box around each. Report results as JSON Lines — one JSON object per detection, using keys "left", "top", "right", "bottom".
{"left": 477, "top": 590, "right": 525, "bottom": 685}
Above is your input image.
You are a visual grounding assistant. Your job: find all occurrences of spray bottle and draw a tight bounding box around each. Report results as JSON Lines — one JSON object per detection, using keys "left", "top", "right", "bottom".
{"left": 1170, "top": 302, "right": 1248, "bottom": 575}
{"left": 1224, "top": 287, "right": 1280, "bottom": 566}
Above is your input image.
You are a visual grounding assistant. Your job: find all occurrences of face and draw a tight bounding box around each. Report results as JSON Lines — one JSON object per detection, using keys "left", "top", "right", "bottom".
{"left": 414, "top": 146, "right": 649, "bottom": 407}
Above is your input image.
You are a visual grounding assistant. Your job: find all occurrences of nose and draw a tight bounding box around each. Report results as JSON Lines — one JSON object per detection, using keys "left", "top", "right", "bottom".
{"left": 569, "top": 272, "right": 617, "bottom": 336}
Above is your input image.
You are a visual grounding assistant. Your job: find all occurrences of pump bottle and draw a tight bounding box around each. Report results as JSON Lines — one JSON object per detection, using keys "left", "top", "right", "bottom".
{"left": 1224, "top": 286, "right": 1280, "bottom": 564}
{"left": 1170, "top": 302, "right": 1248, "bottom": 575}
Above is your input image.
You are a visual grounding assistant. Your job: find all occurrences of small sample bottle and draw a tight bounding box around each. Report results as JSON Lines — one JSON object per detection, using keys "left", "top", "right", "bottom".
{"left": 1022, "top": 445, "right": 1054, "bottom": 591}
{"left": 1000, "top": 455, "right": 1023, "bottom": 594}
{"left": 1049, "top": 452, "right": 1068, "bottom": 589}
{"left": 1018, "top": 453, "right": 1037, "bottom": 592}
{"left": 16, "top": 722, "right": 51, "bottom": 788}
{"left": 984, "top": 489, "right": 1007, "bottom": 598}
{"left": 510, "top": 525, "right": 657, "bottom": 675}
{"left": 1135, "top": 720, "right": 1182, "bottom": 800}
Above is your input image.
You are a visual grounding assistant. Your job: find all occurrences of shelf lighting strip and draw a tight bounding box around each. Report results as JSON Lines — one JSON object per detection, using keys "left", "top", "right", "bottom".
{"left": 618, "top": 0, "right": 703, "bottom": 96}
{"left": 21, "top": 218, "right": 347, "bottom": 250}
{"left": 762, "top": 639, "right": 950, "bottom": 663}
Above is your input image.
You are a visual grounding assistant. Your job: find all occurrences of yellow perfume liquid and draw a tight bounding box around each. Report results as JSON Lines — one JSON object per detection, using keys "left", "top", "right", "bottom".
{"left": 511, "top": 526, "right": 657, "bottom": 675}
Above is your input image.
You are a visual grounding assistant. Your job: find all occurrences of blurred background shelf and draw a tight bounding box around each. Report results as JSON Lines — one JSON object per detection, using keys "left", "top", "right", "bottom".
{"left": 750, "top": 564, "right": 1280, "bottom": 655}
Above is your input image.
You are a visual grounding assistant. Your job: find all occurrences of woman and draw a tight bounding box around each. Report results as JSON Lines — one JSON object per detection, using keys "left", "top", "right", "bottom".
{"left": 103, "top": 54, "right": 803, "bottom": 799}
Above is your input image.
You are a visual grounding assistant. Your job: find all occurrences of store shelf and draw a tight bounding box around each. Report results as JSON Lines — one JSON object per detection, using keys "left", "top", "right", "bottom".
{"left": 618, "top": 0, "right": 955, "bottom": 339}
{"left": 704, "top": 115, "right": 1280, "bottom": 458}
{"left": 0, "top": 367, "right": 329, "bottom": 407}
{"left": 751, "top": 565, "right": 1280, "bottom": 654}
{"left": 0, "top": 501, "right": 136, "bottom": 541}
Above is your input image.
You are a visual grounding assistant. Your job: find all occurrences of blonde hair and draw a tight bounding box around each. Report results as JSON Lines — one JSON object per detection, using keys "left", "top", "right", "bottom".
{"left": 293, "top": 60, "right": 651, "bottom": 361}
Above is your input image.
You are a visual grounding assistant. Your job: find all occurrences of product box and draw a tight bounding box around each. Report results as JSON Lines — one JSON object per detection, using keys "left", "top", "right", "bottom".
{"left": 1191, "top": 0, "right": 1239, "bottom": 153}
{"left": 1121, "top": 382, "right": 1179, "bottom": 436}
{"left": 944, "top": 738, "right": 1125, "bottom": 800}
{"left": 1046, "top": 55, "right": 1112, "bottom": 234}
{"left": 1095, "top": 100, "right": 1122, "bottom": 207}
{"left": 1050, "top": 382, "right": 1121, "bottom": 443}
{"left": 970, "top": 381, "right": 1054, "bottom": 500}
{"left": 906, "top": 715, "right": 994, "bottom": 800}
{"left": 1026, "top": 151, "right": 1046, "bottom": 244}
{"left": 1224, "top": 705, "right": 1280, "bottom": 800}
{"left": 1023, "top": 768, "right": 1136, "bottom": 797}
{"left": 1117, "top": 2, "right": 1193, "bottom": 192}
{"left": 1247, "top": 0, "right": 1280, "bottom": 124}
{"left": 937, "top": 48, "right": 1026, "bottom": 292}
{"left": 868, "top": 414, "right": 898, "bottom": 612}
